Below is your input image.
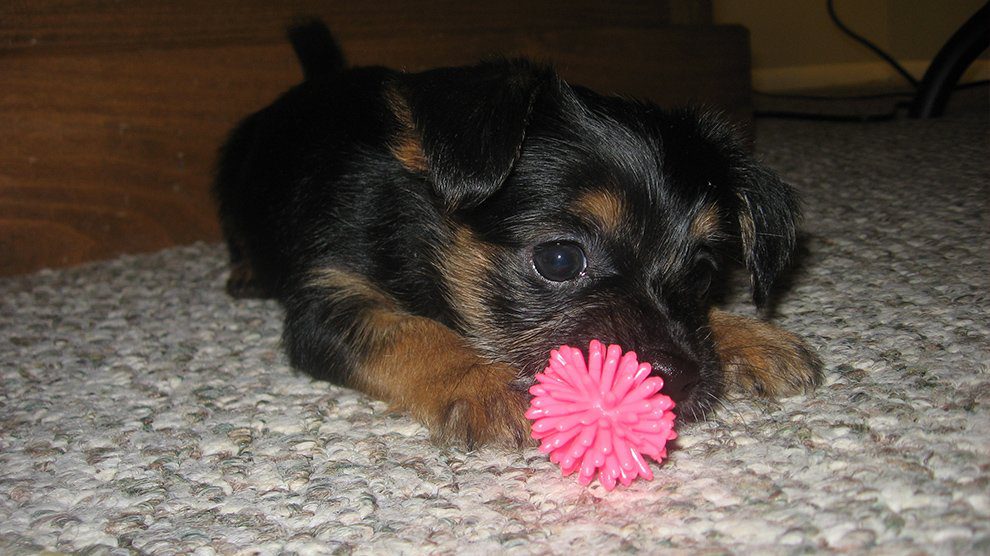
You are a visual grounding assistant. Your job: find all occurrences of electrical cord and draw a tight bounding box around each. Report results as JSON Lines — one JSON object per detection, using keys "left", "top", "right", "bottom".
{"left": 754, "top": 1, "right": 987, "bottom": 121}
{"left": 755, "top": 79, "right": 988, "bottom": 102}
{"left": 826, "top": 0, "right": 920, "bottom": 89}
{"left": 753, "top": 109, "right": 902, "bottom": 123}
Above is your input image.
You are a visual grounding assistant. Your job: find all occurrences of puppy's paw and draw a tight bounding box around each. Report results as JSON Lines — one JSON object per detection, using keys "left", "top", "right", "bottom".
{"left": 709, "top": 310, "right": 823, "bottom": 398}
{"left": 431, "top": 363, "right": 533, "bottom": 449}
{"left": 225, "top": 261, "right": 268, "bottom": 299}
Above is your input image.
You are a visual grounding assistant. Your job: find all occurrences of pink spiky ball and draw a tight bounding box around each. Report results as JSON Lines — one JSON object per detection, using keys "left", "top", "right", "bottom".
{"left": 525, "top": 340, "right": 677, "bottom": 490}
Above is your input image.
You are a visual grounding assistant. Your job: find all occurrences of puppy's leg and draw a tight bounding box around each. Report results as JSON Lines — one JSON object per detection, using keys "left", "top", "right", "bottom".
{"left": 284, "top": 268, "right": 532, "bottom": 448}
{"left": 221, "top": 231, "right": 270, "bottom": 299}
{"left": 226, "top": 261, "right": 267, "bottom": 299}
{"left": 709, "top": 309, "right": 823, "bottom": 398}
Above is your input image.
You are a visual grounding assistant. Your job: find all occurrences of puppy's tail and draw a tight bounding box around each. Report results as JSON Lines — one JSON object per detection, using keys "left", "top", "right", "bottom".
{"left": 287, "top": 19, "right": 346, "bottom": 80}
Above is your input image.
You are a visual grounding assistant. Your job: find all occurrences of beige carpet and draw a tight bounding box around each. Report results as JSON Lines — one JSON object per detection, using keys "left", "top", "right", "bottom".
{"left": 1, "top": 103, "right": 987, "bottom": 554}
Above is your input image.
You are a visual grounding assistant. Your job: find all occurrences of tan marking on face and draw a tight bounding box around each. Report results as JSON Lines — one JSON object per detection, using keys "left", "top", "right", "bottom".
{"left": 384, "top": 85, "right": 429, "bottom": 173}
{"left": 440, "top": 224, "right": 499, "bottom": 343}
{"left": 690, "top": 203, "right": 723, "bottom": 239}
{"left": 571, "top": 189, "right": 627, "bottom": 234}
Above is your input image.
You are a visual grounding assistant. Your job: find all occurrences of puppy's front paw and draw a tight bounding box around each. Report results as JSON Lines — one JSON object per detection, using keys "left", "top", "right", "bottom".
{"left": 431, "top": 362, "right": 533, "bottom": 449}
{"left": 709, "top": 310, "right": 823, "bottom": 398}
{"left": 225, "top": 261, "right": 268, "bottom": 299}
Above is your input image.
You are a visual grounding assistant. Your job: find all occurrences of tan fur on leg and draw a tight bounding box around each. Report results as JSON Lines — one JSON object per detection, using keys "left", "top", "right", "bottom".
{"left": 310, "top": 268, "right": 531, "bottom": 448}
{"left": 709, "top": 309, "right": 823, "bottom": 398}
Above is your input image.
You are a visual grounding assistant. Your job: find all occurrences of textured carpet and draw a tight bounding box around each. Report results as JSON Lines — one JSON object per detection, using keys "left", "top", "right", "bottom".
{"left": 2, "top": 107, "right": 988, "bottom": 554}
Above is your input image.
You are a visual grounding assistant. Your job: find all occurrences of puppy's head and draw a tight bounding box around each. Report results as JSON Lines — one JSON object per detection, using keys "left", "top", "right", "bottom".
{"left": 390, "top": 61, "right": 799, "bottom": 419}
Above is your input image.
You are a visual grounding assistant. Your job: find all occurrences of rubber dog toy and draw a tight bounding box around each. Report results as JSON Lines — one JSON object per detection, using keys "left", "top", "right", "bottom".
{"left": 525, "top": 340, "right": 677, "bottom": 490}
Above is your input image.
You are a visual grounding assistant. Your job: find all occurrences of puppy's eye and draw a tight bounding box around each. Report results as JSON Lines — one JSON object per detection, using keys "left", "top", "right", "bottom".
{"left": 533, "top": 241, "right": 587, "bottom": 282}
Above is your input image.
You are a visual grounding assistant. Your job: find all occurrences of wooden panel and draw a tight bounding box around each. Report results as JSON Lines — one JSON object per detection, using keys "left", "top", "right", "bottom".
{"left": 0, "top": 2, "right": 747, "bottom": 276}
{"left": 0, "top": 45, "right": 300, "bottom": 275}
{"left": 334, "top": 26, "right": 752, "bottom": 121}
{"left": 526, "top": 27, "right": 751, "bottom": 122}
{"left": 2, "top": 0, "right": 693, "bottom": 55}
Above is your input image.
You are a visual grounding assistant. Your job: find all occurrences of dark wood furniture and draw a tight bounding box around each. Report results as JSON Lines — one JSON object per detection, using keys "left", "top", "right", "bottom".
{"left": 0, "top": 1, "right": 751, "bottom": 276}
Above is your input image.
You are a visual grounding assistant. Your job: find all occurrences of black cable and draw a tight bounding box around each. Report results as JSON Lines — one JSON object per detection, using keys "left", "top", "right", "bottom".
{"left": 754, "top": 79, "right": 987, "bottom": 102}
{"left": 755, "top": 90, "right": 914, "bottom": 101}
{"left": 754, "top": 80, "right": 989, "bottom": 121}
{"left": 826, "top": 0, "right": 920, "bottom": 89}
{"left": 909, "top": 2, "right": 990, "bottom": 117}
{"left": 754, "top": 109, "right": 903, "bottom": 123}
{"left": 956, "top": 78, "right": 990, "bottom": 91}
{"left": 754, "top": 2, "right": 990, "bottom": 120}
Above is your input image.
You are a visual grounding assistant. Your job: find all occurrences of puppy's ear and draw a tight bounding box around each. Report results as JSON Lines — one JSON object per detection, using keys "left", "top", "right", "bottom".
{"left": 387, "top": 60, "right": 553, "bottom": 210}
{"left": 669, "top": 109, "right": 800, "bottom": 307}
{"left": 732, "top": 163, "right": 800, "bottom": 307}
{"left": 680, "top": 109, "right": 800, "bottom": 307}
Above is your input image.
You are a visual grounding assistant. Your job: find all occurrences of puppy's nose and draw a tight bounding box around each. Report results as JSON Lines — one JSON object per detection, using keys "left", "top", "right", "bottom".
{"left": 650, "top": 354, "right": 699, "bottom": 404}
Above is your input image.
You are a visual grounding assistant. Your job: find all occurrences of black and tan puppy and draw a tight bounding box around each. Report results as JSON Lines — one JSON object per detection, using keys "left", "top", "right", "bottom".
{"left": 215, "top": 22, "right": 822, "bottom": 447}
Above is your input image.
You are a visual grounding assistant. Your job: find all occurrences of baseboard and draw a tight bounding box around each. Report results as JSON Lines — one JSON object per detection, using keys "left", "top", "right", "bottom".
{"left": 753, "top": 59, "right": 989, "bottom": 93}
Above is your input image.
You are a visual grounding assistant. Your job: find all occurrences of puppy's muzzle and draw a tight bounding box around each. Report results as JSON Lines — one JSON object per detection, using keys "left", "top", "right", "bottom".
{"left": 649, "top": 354, "right": 699, "bottom": 405}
